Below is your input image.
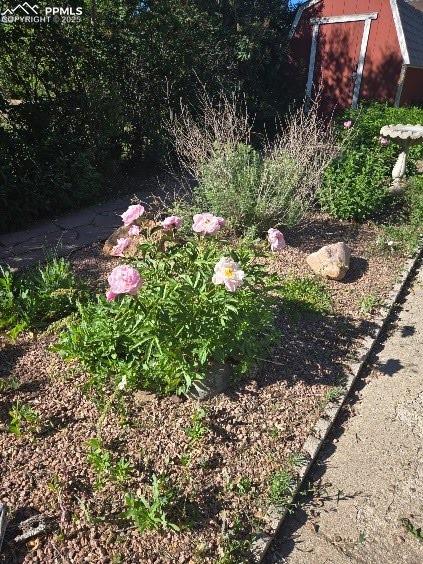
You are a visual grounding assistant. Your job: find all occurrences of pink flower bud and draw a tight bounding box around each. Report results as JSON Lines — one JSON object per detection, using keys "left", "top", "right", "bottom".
{"left": 267, "top": 228, "right": 286, "bottom": 252}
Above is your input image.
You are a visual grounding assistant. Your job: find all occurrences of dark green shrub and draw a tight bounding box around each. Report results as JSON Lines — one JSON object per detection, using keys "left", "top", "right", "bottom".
{"left": 318, "top": 103, "right": 423, "bottom": 221}
{"left": 319, "top": 146, "right": 389, "bottom": 221}
{"left": 0, "top": 1, "right": 295, "bottom": 232}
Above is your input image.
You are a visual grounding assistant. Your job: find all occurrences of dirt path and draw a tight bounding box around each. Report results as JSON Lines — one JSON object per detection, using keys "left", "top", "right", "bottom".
{"left": 267, "top": 264, "right": 423, "bottom": 564}
{"left": 0, "top": 172, "right": 171, "bottom": 270}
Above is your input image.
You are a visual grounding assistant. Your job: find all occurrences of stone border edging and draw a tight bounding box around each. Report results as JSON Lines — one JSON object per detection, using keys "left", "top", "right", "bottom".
{"left": 252, "top": 247, "right": 423, "bottom": 563}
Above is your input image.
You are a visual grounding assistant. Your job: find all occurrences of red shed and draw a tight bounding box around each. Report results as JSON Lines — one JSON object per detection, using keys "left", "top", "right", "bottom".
{"left": 290, "top": 0, "right": 423, "bottom": 110}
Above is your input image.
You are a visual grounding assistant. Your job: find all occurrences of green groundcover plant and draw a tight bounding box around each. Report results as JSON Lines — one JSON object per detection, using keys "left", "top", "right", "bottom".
{"left": 319, "top": 103, "right": 423, "bottom": 221}
{"left": 0, "top": 257, "right": 81, "bottom": 339}
{"left": 376, "top": 175, "right": 423, "bottom": 256}
{"left": 57, "top": 209, "right": 280, "bottom": 397}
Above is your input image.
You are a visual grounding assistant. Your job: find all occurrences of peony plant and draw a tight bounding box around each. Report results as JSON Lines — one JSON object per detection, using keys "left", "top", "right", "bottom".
{"left": 57, "top": 213, "right": 278, "bottom": 397}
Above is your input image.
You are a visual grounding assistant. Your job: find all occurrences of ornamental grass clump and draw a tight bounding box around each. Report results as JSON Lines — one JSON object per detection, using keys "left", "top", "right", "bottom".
{"left": 168, "top": 92, "right": 337, "bottom": 234}
{"left": 57, "top": 208, "right": 279, "bottom": 398}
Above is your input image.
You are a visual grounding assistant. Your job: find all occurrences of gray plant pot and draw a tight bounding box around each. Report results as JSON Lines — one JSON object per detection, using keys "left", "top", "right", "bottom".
{"left": 191, "top": 362, "right": 234, "bottom": 400}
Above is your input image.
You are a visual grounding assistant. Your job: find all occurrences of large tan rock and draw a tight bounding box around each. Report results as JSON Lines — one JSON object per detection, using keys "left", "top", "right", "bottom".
{"left": 306, "top": 242, "right": 351, "bottom": 281}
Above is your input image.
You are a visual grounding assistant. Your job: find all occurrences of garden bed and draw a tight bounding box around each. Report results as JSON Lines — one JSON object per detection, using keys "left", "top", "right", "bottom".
{"left": 0, "top": 213, "right": 409, "bottom": 564}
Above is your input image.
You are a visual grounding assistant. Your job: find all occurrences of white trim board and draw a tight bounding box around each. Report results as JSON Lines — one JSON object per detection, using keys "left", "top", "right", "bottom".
{"left": 352, "top": 17, "right": 373, "bottom": 108}
{"left": 390, "top": 0, "right": 410, "bottom": 65}
{"left": 310, "top": 12, "right": 378, "bottom": 24}
{"left": 306, "top": 24, "right": 319, "bottom": 99}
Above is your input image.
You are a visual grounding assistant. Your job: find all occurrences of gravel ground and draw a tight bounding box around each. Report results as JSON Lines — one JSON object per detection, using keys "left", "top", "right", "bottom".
{"left": 0, "top": 214, "right": 406, "bottom": 563}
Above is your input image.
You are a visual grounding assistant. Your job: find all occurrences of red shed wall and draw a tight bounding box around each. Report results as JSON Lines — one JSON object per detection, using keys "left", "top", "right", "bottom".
{"left": 401, "top": 67, "right": 423, "bottom": 105}
{"left": 291, "top": 0, "right": 404, "bottom": 108}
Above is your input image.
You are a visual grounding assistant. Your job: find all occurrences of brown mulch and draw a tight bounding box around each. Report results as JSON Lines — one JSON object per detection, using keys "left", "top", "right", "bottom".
{"left": 0, "top": 214, "right": 407, "bottom": 563}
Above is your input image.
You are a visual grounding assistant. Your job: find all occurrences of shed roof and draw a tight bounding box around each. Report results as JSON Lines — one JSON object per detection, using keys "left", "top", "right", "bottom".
{"left": 291, "top": 0, "right": 423, "bottom": 68}
{"left": 406, "top": 0, "right": 423, "bottom": 11}
{"left": 397, "top": 0, "right": 423, "bottom": 67}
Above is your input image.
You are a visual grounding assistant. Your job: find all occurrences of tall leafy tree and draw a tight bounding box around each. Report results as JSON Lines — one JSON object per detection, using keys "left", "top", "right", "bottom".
{"left": 0, "top": 0, "right": 295, "bottom": 231}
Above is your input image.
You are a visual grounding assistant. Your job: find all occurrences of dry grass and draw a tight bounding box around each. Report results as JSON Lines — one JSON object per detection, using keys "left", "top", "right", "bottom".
{"left": 257, "top": 97, "right": 339, "bottom": 226}
{"left": 166, "top": 90, "right": 339, "bottom": 232}
{"left": 166, "top": 86, "right": 252, "bottom": 180}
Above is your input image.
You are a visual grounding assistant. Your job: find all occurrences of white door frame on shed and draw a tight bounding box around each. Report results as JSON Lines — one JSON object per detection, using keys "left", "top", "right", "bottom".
{"left": 305, "top": 12, "right": 378, "bottom": 109}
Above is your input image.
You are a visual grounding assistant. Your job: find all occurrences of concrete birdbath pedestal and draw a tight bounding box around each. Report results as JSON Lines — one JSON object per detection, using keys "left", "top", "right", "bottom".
{"left": 380, "top": 124, "right": 423, "bottom": 192}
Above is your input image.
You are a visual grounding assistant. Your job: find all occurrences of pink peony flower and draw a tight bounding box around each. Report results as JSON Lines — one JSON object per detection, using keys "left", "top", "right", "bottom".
{"left": 121, "top": 204, "right": 145, "bottom": 226}
{"left": 162, "top": 215, "right": 182, "bottom": 231}
{"left": 106, "top": 265, "right": 143, "bottom": 299}
{"left": 267, "top": 228, "right": 286, "bottom": 252}
{"left": 106, "top": 289, "right": 117, "bottom": 302}
{"left": 343, "top": 120, "right": 352, "bottom": 129}
{"left": 379, "top": 136, "right": 389, "bottom": 146}
{"left": 128, "top": 225, "right": 140, "bottom": 237}
{"left": 212, "top": 257, "right": 245, "bottom": 292}
{"left": 192, "top": 213, "right": 225, "bottom": 235}
{"left": 111, "top": 237, "right": 131, "bottom": 257}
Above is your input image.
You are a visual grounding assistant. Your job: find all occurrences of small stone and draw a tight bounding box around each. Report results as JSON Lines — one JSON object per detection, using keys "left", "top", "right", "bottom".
{"left": 133, "top": 390, "right": 156, "bottom": 406}
{"left": 306, "top": 242, "right": 351, "bottom": 281}
{"left": 168, "top": 394, "right": 183, "bottom": 404}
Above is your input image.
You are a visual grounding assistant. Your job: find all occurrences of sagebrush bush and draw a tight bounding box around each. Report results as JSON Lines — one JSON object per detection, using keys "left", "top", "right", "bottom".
{"left": 57, "top": 239, "right": 277, "bottom": 397}
{"left": 196, "top": 143, "right": 262, "bottom": 232}
{"left": 0, "top": 258, "right": 81, "bottom": 338}
{"left": 258, "top": 100, "right": 338, "bottom": 226}
{"left": 170, "top": 95, "right": 337, "bottom": 234}
{"left": 318, "top": 103, "right": 423, "bottom": 221}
